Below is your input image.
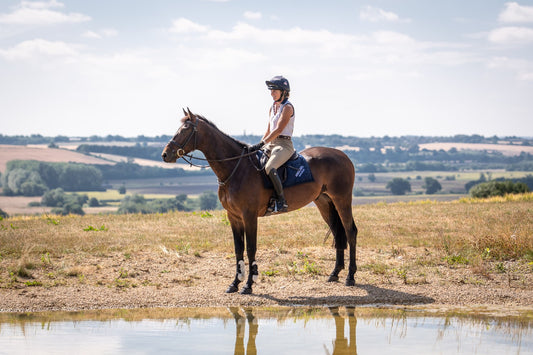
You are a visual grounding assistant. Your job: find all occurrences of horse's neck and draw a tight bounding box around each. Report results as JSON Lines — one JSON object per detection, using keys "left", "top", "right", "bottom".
{"left": 198, "top": 125, "right": 245, "bottom": 180}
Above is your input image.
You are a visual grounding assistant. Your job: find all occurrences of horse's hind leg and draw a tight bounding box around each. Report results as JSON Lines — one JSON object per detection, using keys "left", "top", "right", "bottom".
{"left": 328, "top": 194, "right": 358, "bottom": 286}
{"left": 315, "top": 194, "right": 346, "bottom": 282}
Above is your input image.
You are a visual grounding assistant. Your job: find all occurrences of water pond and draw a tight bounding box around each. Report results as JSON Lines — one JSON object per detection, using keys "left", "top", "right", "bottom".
{"left": 0, "top": 306, "right": 532, "bottom": 354}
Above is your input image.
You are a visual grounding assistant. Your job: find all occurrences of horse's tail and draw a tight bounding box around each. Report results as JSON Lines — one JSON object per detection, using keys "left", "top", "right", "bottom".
{"left": 328, "top": 203, "right": 347, "bottom": 249}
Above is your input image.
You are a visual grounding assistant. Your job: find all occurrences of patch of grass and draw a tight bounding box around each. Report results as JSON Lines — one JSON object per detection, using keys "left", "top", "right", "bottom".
{"left": 363, "top": 263, "right": 389, "bottom": 275}
{"left": 114, "top": 278, "right": 133, "bottom": 288}
{"left": 495, "top": 262, "right": 507, "bottom": 273}
{"left": 176, "top": 243, "right": 191, "bottom": 255}
{"left": 25, "top": 280, "right": 42, "bottom": 287}
{"left": 66, "top": 267, "right": 83, "bottom": 277}
{"left": 289, "top": 252, "right": 321, "bottom": 275}
{"left": 393, "top": 268, "right": 408, "bottom": 284}
{"left": 444, "top": 254, "right": 469, "bottom": 266}
{"left": 41, "top": 252, "right": 51, "bottom": 266}
{"left": 262, "top": 269, "right": 279, "bottom": 277}
{"left": 15, "top": 265, "right": 33, "bottom": 278}
{"left": 83, "top": 225, "right": 108, "bottom": 232}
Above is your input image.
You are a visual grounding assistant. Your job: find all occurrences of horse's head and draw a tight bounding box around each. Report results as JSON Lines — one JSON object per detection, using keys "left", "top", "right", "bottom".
{"left": 161, "top": 108, "right": 199, "bottom": 163}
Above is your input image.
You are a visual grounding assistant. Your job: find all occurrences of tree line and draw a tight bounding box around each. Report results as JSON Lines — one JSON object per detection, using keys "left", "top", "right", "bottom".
{"left": 74, "top": 136, "right": 533, "bottom": 173}
{"left": 0, "top": 160, "right": 212, "bottom": 197}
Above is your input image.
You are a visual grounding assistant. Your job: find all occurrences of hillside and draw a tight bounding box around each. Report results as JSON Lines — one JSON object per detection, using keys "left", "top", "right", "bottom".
{"left": 0, "top": 145, "right": 113, "bottom": 173}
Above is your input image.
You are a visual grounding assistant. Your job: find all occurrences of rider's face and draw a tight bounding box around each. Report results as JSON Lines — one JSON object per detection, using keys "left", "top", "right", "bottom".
{"left": 270, "top": 89, "right": 281, "bottom": 101}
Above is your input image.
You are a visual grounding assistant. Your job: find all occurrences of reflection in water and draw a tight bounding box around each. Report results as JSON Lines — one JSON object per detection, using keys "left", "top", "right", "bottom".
{"left": 327, "top": 306, "right": 357, "bottom": 355}
{"left": 0, "top": 306, "right": 532, "bottom": 354}
{"left": 229, "top": 307, "right": 257, "bottom": 355}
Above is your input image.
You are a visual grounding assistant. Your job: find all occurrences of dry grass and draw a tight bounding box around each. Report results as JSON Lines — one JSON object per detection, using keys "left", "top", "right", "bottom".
{"left": 0, "top": 194, "right": 533, "bottom": 296}
{"left": 1, "top": 194, "right": 531, "bottom": 263}
{"left": 1, "top": 195, "right": 532, "bottom": 311}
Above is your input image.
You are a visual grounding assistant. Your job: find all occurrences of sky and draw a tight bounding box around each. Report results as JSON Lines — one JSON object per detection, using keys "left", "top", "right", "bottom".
{"left": 0, "top": 0, "right": 532, "bottom": 138}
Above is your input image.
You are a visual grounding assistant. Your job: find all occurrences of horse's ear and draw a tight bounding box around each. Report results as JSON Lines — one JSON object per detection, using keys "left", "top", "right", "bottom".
{"left": 187, "top": 107, "right": 193, "bottom": 118}
{"left": 182, "top": 108, "right": 188, "bottom": 117}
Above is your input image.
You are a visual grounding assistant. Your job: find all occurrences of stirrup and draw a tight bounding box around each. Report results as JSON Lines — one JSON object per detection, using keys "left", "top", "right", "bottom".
{"left": 267, "top": 198, "right": 288, "bottom": 214}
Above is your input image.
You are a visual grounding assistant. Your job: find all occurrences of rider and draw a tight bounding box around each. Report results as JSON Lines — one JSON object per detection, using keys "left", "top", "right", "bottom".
{"left": 250, "top": 75, "right": 296, "bottom": 214}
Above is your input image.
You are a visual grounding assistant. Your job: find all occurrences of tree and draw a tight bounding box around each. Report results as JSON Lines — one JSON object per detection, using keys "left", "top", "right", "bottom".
{"left": 470, "top": 181, "right": 530, "bottom": 198}
{"left": 424, "top": 177, "right": 442, "bottom": 194}
{"left": 368, "top": 173, "right": 376, "bottom": 182}
{"left": 386, "top": 178, "right": 411, "bottom": 195}
{"left": 199, "top": 191, "right": 218, "bottom": 210}
{"left": 41, "top": 188, "right": 88, "bottom": 215}
{"left": 1, "top": 168, "right": 48, "bottom": 196}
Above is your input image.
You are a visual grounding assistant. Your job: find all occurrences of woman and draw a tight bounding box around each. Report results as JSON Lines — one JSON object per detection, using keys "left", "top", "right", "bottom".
{"left": 250, "top": 75, "right": 296, "bottom": 214}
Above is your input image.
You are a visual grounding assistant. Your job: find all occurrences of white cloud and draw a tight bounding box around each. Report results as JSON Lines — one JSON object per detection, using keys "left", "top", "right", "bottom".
{"left": 498, "top": 2, "right": 533, "bottom": 23}
{"left": 488, "top": 26, "right": 533, "bottom": 44}
{"left": 0, "top": 0, "right": 90, "bottom": 25}
{"left": 169, "top": 18, "right": 209, "bottom": 34}
{"left": 487, "top": 56, "right": 533, "bottom": 80}
{"left": 0, "top": 38, "right": 79, "bottom": 60}
{"left": 166, "top": 19, "right": 476, "bottom": 74}
{"left": 83, "top": 30, "right": 100, "bottom": 39}
{"left": 83, "top": 28, "right": 118, "bottom": 39}
{"left": 20, "top": 0, "right": 63, "bottom": 10}
{"left": 244, "top": 11, "right": 261, "bottom": 20}
{"left": 359, "top": 6, "right": 409, "bottom": 23}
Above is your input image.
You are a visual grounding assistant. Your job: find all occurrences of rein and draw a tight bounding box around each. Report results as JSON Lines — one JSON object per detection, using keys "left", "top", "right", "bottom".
{"left": 166, "top": 119, "right": 262, "bottom": 184}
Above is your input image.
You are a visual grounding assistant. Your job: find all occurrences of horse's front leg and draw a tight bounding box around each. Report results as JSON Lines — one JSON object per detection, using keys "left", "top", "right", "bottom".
{"left": 327, "top": 248, "right": 345, "bottom": 282}
{"left": 240, "top": 217, "right": 258, "bottom": 295}
{"left": 226, "top": 216, "right": 245, "bottom": 293}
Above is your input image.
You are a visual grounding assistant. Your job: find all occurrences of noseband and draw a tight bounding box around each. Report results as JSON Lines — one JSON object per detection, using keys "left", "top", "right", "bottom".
{"left": 167, "top": 119, "right": 198, "bottom": 159}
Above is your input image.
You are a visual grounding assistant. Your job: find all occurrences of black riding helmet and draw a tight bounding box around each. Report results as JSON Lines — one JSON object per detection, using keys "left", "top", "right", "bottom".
{"left": 265, "top": 76, "right": 290, "bottom": 92}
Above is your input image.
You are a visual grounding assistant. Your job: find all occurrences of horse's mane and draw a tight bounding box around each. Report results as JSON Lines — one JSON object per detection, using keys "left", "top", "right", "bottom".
{"left": 182, "top": 114, "right": 249, "bottom": 148}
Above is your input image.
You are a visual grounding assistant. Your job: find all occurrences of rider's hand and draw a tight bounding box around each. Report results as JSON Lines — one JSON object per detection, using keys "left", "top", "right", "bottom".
{"left": 249, "top": 141, "right": 265, "bottom": 152}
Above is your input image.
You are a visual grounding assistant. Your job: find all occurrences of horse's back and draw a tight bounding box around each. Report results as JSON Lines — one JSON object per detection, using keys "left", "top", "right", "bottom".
{"left": 301, "top": 146, "right": 355, "bottom": 190}
{"left": 301, "top": 146, "right": 354, "bottom": 171}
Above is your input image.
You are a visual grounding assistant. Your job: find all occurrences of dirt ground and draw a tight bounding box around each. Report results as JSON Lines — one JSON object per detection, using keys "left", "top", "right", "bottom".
{"left": 1, "top": 247, "right": 532, "bottom": 314}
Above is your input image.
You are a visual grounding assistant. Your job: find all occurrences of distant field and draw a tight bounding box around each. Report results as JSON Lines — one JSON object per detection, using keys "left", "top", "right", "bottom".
{"left": 0, "top": 144, "right": 197, "bottom": 172}
{"left": 418, "top": 142, "right": 533, "bottom": 156}
{"left": 0, "top": 145, "right": 113, "bottom": 172}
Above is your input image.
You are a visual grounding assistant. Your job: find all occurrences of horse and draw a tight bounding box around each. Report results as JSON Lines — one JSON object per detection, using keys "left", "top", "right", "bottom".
{"left": 161, "top": 108, "right": 358, "bottom": 294}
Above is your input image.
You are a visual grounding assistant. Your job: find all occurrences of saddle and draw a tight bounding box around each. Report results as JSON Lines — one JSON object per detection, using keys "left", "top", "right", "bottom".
{"left": 256, "top": 150, "right": 314, "bottom": 188}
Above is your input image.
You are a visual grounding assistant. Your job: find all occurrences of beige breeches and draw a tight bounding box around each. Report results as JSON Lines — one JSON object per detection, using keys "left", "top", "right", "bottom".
{"left": 264, "top": 138, "right": 295, "bottom": 174}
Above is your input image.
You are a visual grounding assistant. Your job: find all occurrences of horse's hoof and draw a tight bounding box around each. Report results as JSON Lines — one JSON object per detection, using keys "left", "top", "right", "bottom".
{"left": 240, "top": 286, "right": 252, "bottom": 295}
{"left": 327, "top": 275, "right": 339, "bottom": 282}
{"left": 226, "top": 285, "right": 239, "bottom": 293}
{"left": 345, "top": 279, "right": 355, "bottom": 287}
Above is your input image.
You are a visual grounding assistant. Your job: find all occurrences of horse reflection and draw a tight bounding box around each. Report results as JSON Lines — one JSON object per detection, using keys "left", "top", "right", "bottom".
{"left": 229, "top": 307, "right": 257, "bottom": 355}
{"left": 325, "top": 307, "right": 357, "bottom": 355}
{"left": 228, "top": 307, "right": 357, "bottom": 355}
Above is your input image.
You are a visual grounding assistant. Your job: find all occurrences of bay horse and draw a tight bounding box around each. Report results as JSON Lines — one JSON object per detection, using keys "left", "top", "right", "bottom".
{"left": 161, "top": 108, "right": 358, "bottom": 294}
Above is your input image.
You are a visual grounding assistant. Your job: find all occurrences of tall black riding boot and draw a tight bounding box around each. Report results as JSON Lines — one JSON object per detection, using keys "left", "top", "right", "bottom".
{"left": 267, "top": 169, "right": 288, "bottom": 213}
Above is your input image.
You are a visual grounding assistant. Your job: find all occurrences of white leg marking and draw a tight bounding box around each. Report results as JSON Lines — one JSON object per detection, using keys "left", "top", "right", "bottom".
{"left": 237, "top": 260, "right": 245, "bottom": 281}
{"left": 252, "top": 261, "right": 258, "bottom": 282}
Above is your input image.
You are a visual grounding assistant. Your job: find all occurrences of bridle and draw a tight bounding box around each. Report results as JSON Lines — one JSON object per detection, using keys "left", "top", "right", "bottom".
{"left": 165, "top": 117, "right": 261, "bottom": 185}
{"left": 167, "top": 118, "right": 199, "bottom": 161}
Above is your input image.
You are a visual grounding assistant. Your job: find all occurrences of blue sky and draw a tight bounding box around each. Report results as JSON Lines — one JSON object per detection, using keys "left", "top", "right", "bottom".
{"left": 1, "top": 0, "right": 532, "bottom": 138}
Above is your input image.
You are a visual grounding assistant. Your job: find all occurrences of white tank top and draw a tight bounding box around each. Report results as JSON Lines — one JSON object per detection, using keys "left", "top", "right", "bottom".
{"left": 270, "top": 100, "right": 295, "bottom": 137}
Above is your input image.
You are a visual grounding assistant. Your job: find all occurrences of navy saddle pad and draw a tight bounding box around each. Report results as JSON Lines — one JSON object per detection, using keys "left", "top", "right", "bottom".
{"left": 256, "top": 150, "right": 314, "bottom": 189}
